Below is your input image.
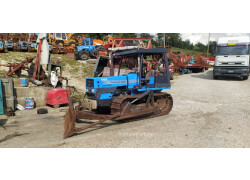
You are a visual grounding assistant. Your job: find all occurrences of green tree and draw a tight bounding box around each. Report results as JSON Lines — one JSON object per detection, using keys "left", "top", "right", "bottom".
{"left": 182, "top": 39, "right": 191, "bottom": 49}
{"left": 138, "top": 33, "right": 157, "bottom": 47}
{"left": 208, "top": 41, "right": 217, "bottom": 56}
{"left": 194, "top": 42, "right": 207, "bottom": 52}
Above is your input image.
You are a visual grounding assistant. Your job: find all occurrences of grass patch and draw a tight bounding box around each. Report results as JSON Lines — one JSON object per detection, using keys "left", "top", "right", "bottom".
{"left": 171, "top": 47, "right": 210, "bottom": 56}
{"left": 0, "top": 70, "right": 6, "bottom": 77}
{"left": 172, "top": 72, "right": 180, "bottom": 76}
{"left": 0, "top": 51, "right": 36, "bottom": 63}
{"left": 50, "top": 54, "right": 93, "bottom": 78}
{"left": 0, "top": 52, "right": 93, "bottom": 80}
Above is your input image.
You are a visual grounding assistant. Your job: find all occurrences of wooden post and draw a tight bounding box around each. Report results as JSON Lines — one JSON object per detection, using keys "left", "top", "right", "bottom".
{"left": 207, "top": 33, "right": 210, "bottom": 57}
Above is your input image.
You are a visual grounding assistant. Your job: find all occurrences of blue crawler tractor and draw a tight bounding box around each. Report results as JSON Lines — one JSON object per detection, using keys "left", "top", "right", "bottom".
{"left": 64, "top": 48, "right": 173, "bottom": 138}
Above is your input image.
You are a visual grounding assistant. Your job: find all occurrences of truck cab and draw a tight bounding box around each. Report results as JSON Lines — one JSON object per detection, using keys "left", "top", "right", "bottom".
{"left": 15, "top": 41, "right": 28, "bottom": 52}
{"left": 0, "top": 40, "right": 4, "bottom": 51}
{"left": 213, "top": 36, "right": 250, "bottom": 80}
{"left": 28, "top": 40, "right": 38, "bottom": 52}
{"left": 0, "top": 40, "right": 7, "bottom": 52}
{"left": 4, "top": 40, "right": 13, "bottom": 50}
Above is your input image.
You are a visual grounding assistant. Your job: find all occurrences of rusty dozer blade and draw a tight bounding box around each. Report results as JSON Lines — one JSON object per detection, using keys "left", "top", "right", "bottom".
{"left": 64, "top": 93, "right": 121, "bottom": 139}
{"left": 63, "top": 93, "right": 76, "bottom": 139}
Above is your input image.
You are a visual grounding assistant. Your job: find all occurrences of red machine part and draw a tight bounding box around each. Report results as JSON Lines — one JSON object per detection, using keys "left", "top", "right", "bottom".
{"left": 46, "top": 88, "right": 70, "bottom": 107}
{"left": 168, "top": 51, "right": 181, "bottom": 72}
{"left": 168, "top": 51, "right": 210, "bottom": 72}
{"left": 0, "top": 57, "right": 34, "bottom": 77}
{"left": 107, "top": 37, "right": 152, "bottom": 49}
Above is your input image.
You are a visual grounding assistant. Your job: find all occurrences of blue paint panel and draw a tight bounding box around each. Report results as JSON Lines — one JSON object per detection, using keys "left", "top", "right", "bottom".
{"left": 137, "top": 87, "right": 170, "bottom": 91}
{"left": 127, "top": 73, "right": 140, "bottom": 88}
{"left": 148, "top": 77, "right": 154, "bottom": 84}
{"left": 100, "top": 93, "right": 113, "bottom": 100}
{"left": 85, "top": 72, "right": 171, "bottom": 100}
{"left": 87, "top": 75, "right": 128, "bottom": 89}
{"left": 76, "top": 38, "right": 102, "bottom": 53}
{"left": 0, "top": 41, "right": 3, "bottom": 49}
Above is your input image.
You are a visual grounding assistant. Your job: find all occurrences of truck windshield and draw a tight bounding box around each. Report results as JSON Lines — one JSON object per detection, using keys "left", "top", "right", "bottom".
{"left": 216, "top": 45, "right": 249, "bottom": 55}
{"left": 56, "top": 33, "right": 61, "bottom": 38}
{"left": 62, "top": 33, "right": 66, "bottom": 40}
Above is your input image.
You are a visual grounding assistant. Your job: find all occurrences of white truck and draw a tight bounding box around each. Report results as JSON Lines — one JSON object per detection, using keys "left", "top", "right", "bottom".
{"left": 213, "top": 36, "right": 250, "bottom": 80}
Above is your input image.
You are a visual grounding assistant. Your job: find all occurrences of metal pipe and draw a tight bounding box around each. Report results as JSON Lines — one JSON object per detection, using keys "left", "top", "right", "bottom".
{"left": 139, "top": 54, "right": 143, "bottom": 88}
{"left": 164, "top": 50, "right": 169, "bottom": 76}
{"left": 131, "top": 89, "right": 151, "bottom": 104}
{"left": 118, "top": 57, "right": 122, "bottom": 76}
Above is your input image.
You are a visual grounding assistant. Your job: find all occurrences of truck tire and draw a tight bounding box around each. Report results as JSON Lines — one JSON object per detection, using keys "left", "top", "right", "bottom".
{"left": 3, "top": 47, "right": 8, "bottom": 53}
{"left": 69, "top": 41, "right": 76, "bottom": 47}
{"left": 56, "top": 40, "right": 64, "bottom": 46}
{"left": 242, "top": 76, "right": 248, "bottom": 80}
{"left": 79, "top": 50, "right": 89, "bottom": 60}
{"left": 213, "top": 75, "right": 218, "bottom": 79}
{"left": 74, "top": 52, "right": 80, "bottom": 60}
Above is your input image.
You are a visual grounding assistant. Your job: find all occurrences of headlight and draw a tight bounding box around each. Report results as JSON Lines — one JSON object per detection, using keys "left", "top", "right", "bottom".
{"left": 242, "top": 68, "right": 249, "bottom": 71}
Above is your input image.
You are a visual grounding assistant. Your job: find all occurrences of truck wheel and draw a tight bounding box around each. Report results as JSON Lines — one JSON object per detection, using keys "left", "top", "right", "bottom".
{"left": 213, "top": 75, "right": 218, "bottom": 79}
{"left": 56, "top": 40, "right": 64, "bottom": 46}
{"left": 242, "top": 76, "right": 248, "bottom": 80}
{"left": 4, "top": 47, "right": 8, "bottom": 53}
{"left": 74, "top": 52, "right": 80, "bottom": 60}
{"left": 69, "top": 41, "right": 76, "bottom": 48}
{"left": 79, "top": 50, "right": 89, "bottom": 60}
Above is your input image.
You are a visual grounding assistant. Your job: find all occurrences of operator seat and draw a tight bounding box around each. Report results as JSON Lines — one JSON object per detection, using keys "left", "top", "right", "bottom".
{"left": 145, "top": 70, "right": 156, "bottom": 81}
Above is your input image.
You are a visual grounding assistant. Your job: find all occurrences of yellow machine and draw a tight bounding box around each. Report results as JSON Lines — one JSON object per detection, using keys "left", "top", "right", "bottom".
{"left": 47, "top": 33, "right": 78, "bottom": 54}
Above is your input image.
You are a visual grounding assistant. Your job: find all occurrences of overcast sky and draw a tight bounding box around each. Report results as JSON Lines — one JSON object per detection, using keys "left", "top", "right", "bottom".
{"left": 181, "top": 33, "right": 250, "bottom": 45}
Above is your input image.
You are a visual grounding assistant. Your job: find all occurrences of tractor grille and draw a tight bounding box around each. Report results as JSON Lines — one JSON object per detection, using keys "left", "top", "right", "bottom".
{"left": 86, "top": 79, "right": 94, "bottom": 88}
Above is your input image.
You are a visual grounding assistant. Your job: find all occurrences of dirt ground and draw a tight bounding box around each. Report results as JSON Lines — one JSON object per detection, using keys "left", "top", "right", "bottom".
{"left": 0, "top": 69, "right": 250, "bottom": 148}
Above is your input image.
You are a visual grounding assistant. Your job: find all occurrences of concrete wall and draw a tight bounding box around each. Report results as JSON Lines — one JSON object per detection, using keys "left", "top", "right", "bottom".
{"left": 15, "top": 86, "right": 53, "bottom": 107}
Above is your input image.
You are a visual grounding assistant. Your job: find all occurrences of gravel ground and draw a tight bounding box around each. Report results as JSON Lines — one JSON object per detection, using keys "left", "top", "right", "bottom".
{"left": 0, "top": 69, "right": 250, "bottom": 148}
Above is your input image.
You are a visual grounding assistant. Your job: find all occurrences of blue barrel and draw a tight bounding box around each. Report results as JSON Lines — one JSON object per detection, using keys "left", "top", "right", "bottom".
{"left": 20, "top": 77, "right": 28, "bottom": 87}
{"left": 25, "top": 98, "right": 34, "bottom": 109}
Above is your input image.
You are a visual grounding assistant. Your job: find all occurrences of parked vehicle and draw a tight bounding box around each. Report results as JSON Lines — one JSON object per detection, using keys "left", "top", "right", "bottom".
{"left": 28, "top": 42, "right": 38, "bottom": 52}
{"left": 4, "top": 40, "right": 13, "bottom": 51}
{"left": 13, "top": 41, "right": 28, "bottom": 52}
{"left": 74, "top": 38, "right": 105, "bottom": 60}
{"left": 0, "top": 40, "right": 8, "bottom": 53}
{"left": 213, "top": 36, "right": 250, "bottom": 80}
